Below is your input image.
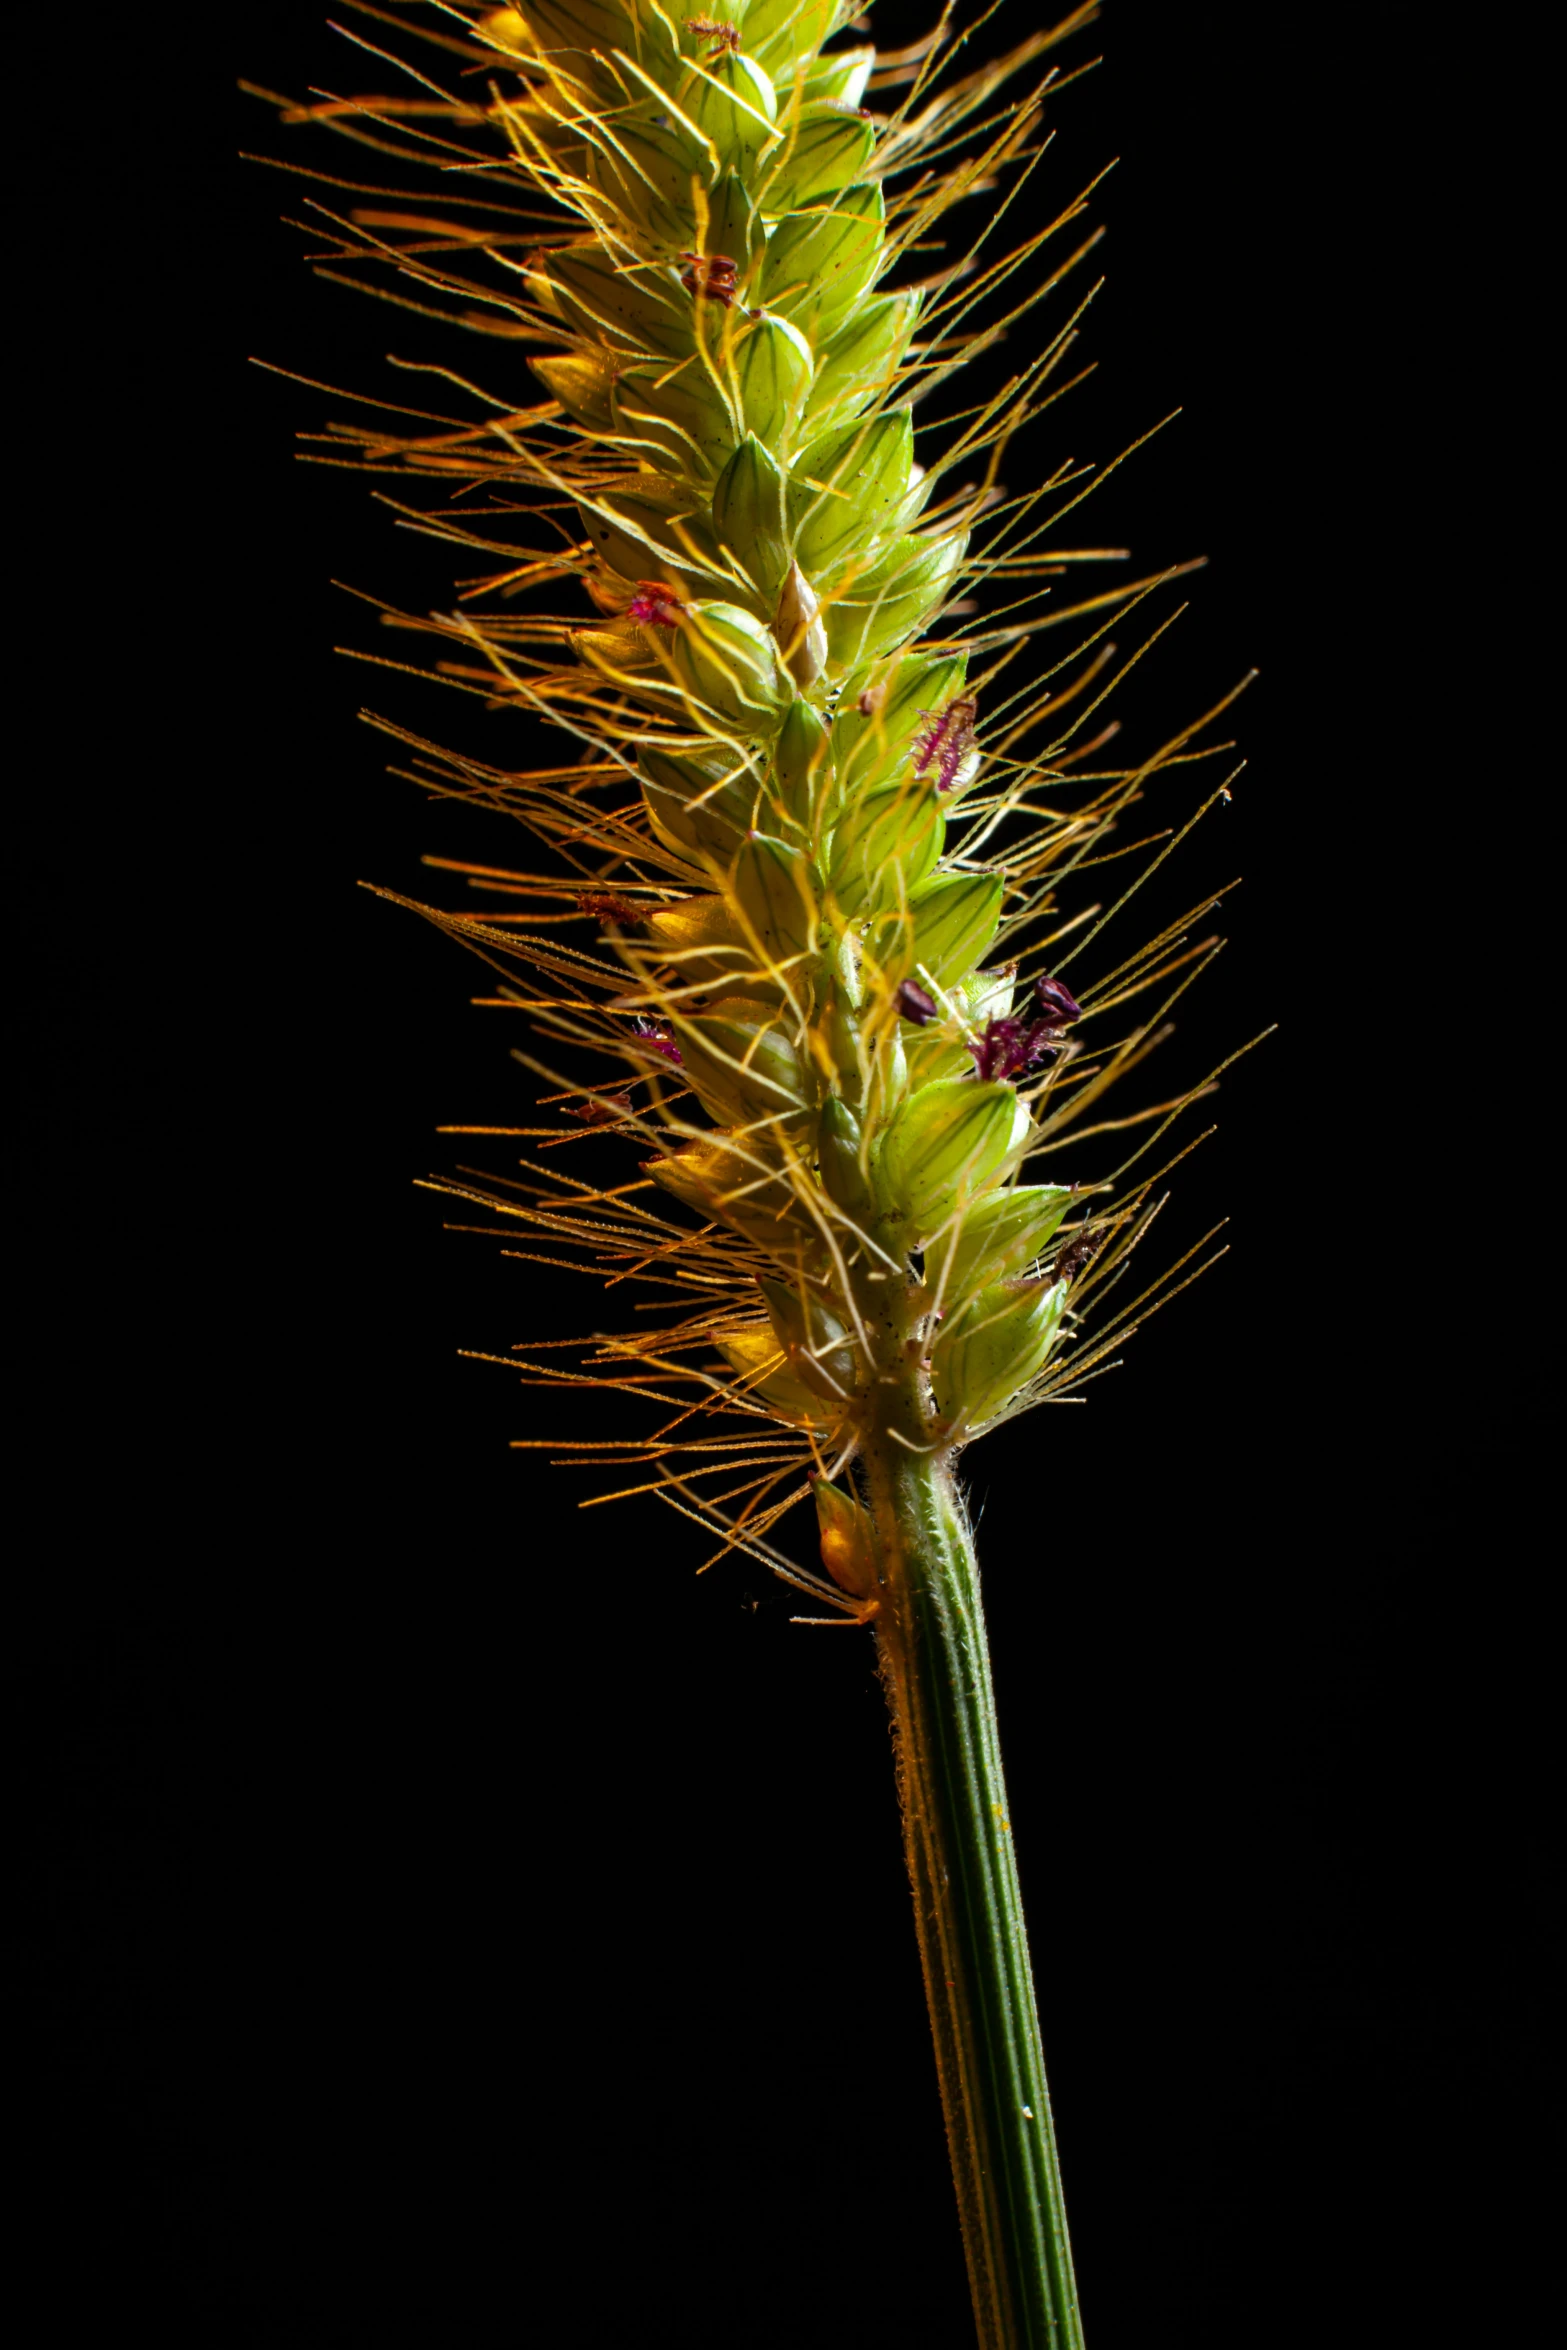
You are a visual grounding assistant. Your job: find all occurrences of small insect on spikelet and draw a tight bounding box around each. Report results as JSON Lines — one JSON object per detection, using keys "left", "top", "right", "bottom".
{"left": 252, "top": 4, "right": 1265, "bottom": 2342}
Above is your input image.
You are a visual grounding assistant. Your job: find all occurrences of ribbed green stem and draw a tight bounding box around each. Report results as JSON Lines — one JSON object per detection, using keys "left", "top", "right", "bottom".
{"left": 863, "top": 1399, "right": 1084, "bottom": 2350}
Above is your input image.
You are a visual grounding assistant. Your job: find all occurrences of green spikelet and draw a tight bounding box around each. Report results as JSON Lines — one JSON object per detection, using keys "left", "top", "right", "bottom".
{"left": 256, "top": 6, "right": 1265, "bottom": 2341}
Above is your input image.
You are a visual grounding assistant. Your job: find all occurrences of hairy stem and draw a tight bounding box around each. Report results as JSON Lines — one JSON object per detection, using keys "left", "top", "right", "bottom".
{"left": 864, "top": 1398, "right": 1084, "bottom": 2349}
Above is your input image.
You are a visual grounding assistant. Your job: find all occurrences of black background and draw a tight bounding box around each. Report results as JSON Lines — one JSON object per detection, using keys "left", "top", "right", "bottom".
{"left": 11, "top": 4, "right": 1556, "bottom": 2345}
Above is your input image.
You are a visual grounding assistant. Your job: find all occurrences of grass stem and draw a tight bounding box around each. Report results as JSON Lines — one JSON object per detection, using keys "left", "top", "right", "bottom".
{"left": 865, "top": 1400, "right": 1084, "bottom": 2348}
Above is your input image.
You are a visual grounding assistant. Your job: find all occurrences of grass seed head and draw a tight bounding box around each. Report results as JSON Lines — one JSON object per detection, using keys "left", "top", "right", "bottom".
{"left": 257, "top": 0, "right": 1254, "bottom": 1577}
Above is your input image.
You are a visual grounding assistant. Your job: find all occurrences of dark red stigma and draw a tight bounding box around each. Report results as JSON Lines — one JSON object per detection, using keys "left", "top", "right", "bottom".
{"left": 564, "top": 1092, "right": 635, "bottom": 1126}
{"left": 627, "top": 580, "right": 685, "bottom": 628}
{"left": 912, "top": 695, "right": 978, "bottom": 791}
{"left": 577, "top": 891, "right": 643, "bottom": 927}
{"left": 968, "top": 976, "right": 1082, "bottom": 1085}
{"left": 632, "top": 1018, "right": 683, "bottom": 1065}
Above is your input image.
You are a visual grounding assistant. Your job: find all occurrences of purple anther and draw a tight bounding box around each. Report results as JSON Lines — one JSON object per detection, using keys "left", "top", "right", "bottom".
{"left": 896, "top": 979, "right": 939, "bottom": 1026}
{"left": 1033, "top": 972, "right": 1082, "bottom": 1025}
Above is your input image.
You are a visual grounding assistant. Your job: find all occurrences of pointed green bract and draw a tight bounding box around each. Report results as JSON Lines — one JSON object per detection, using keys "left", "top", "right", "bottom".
{"left": 675, "top": 1010, "right": 815, "bottom": 1134}
{"left": 929, "top": 1185, "right": 1076, "bottom": 1299}
{"left": 815, "top": 1092, "right": 874, "bottom": 1219}
{"left": 718, "top": 1324, "right": 836, "bottom": 1422}
{"left": 825, "top": 532, "right": 967, "bottom": 669}
{"left": 813, "top": 1473, "right": 878, "bottom": 1596}
{"left": 761, "top": 181, "right": 886, "bottom": 323}
{"left": 712, "top": 435, "right": 791, "bottom": 595}
{"left": 643, "top": 894, "right": 753, "bottom": 988}
{"left": 906, "top": 873, "right": 1006, "bottom": 986}
{"left": 772, "top": 693, "right": 830, "bottom": 808}
{"left": 878, "top": 1078, "right": 1020, "bottom": 1237}
{"left": 790, "top": 409, "right": 914, "bottom": 570}
{"left": 640, "top": 742, "right": 759, "bottom": 858}
{"left": 932, "top": 1278, "right": 1070, "bottom": 1432}
{"left": 664, "top": 601, "right": 792, "bottom": 723}
{"left": 828, "top": 778, "right": 944, "bottom": 912}
{"left": 545, "top": 244, "right": 694, "bottom": 355}
{"left": 760, "top": 1274, "right": 856, "bottom": 1398}
{"left": 734, "top": 831, "right": 817, "bottom": 959}
{"left": 734, "top": 311, "right": 815, "bottom": 445}
{"left": 808, "top": 290, "right": 921, "bottom": 427}
{"left": 701, "top": 170, "right": 762, "bottom": 267}
{"left": 648, "top": 1130, "right": 821, "bottom": 1264}
{"left": 530, "top": 349, "right": 617, "bottom": 430}
{"left": 763, "top": 101, "right": 877, "bottom": 207}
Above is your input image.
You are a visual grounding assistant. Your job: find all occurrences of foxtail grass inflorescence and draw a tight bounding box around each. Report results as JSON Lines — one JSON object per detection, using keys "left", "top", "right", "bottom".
{"left": 253, "top": 5, "right": 1263, "bottom": 2339}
